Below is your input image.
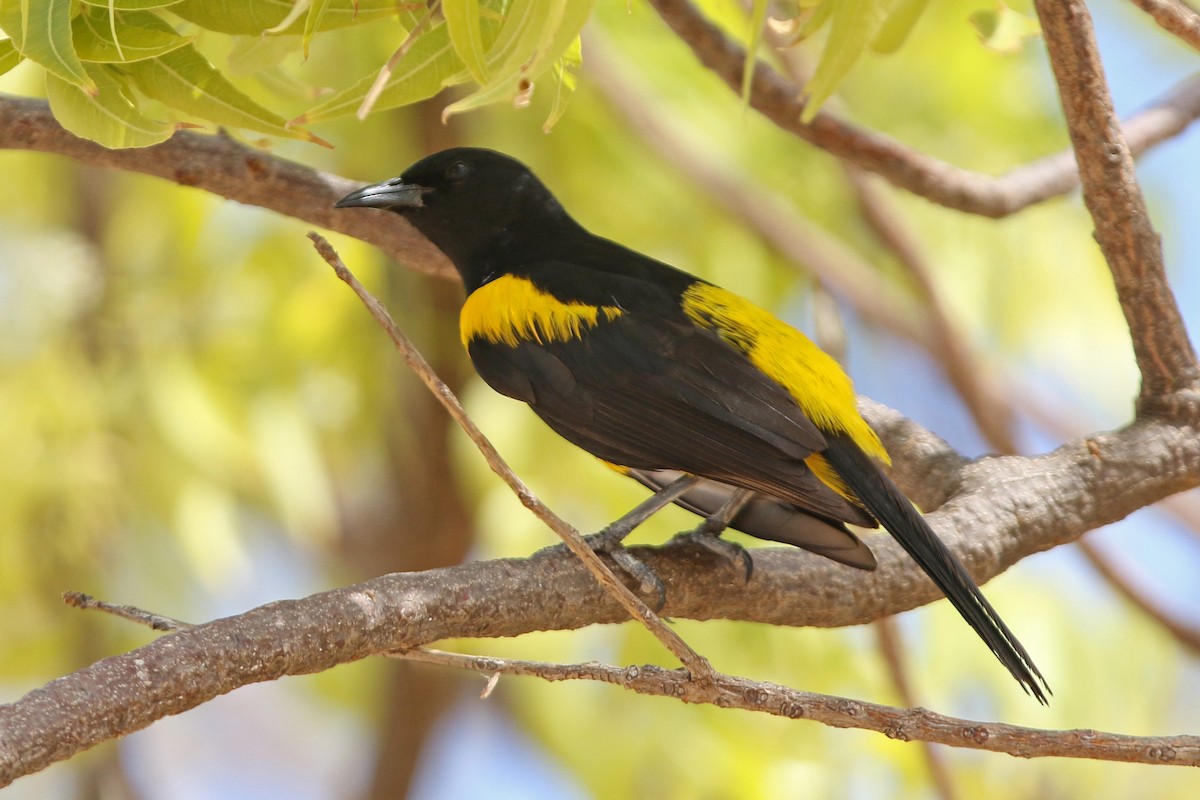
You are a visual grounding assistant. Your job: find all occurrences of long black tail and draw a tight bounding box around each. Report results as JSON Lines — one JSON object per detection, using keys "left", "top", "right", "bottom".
{"left": 823, "top": 433, "right": 1050, "bottom": 704}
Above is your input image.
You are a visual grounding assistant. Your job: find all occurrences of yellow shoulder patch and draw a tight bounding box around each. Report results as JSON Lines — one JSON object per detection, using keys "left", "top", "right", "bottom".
{"left": 680, "top": 282, "right": 889, "bottom": 466}
{"left": 460, "top": 274, "right": 623, "bottom": 348}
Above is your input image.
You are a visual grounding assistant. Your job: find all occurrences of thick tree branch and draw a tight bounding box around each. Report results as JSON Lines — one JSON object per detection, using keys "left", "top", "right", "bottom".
{"left": 5, "top": 477, "right": 1200, "bottom": 791}
{"left": 2, "top": 407, "right": 1198, "bottom": 784}
{"left": 645, "top": 0, "right": 1200, "bottom": 218}
{"left": 1034, "top": 0, "right": 1200, "bottom": 414}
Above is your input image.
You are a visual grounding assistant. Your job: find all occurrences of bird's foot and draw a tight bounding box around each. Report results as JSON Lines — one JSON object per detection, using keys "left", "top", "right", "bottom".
{"left": 586, "top": 529, "right": 667, "bottom": 610}
{"left": 669, "top": 522, "right": 754, "bottom": 583}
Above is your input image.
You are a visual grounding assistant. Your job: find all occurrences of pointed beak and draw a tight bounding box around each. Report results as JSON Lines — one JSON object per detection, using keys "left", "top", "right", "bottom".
{"left": 335, "top": 178, "right": 430, "bottom": 210}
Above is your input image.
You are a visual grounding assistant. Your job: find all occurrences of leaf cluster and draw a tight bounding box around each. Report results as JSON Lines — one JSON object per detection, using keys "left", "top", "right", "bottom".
{"left": 0, "top": 0, "right": 592, "bottom": 148}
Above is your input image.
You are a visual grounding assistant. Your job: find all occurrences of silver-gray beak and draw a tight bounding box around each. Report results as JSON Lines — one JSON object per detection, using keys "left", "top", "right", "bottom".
{"left": 335, "top": 178, "right": 430, "bottom": 210}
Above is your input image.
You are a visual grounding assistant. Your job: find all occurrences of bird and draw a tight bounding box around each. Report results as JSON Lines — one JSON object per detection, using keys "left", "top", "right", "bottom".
{"left": 335, "top": 147, "right": 1050, "bottom": 703}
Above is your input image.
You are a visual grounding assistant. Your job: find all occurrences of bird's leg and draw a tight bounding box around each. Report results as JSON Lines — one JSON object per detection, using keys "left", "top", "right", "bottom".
{"left": 672, "top": 488, "right": 755, "bottom": 581}
{"left": 587, "top": 474, "right": 701, "bottom": 605}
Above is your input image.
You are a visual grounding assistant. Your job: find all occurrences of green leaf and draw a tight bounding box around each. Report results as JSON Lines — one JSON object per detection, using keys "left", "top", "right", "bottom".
{"left": 542, "top": 33, "right": 580, "bottom": 133}
{"left": 170, "top": 0, "right": 399, "bottom": 36}
{"left": 45, "top": 62, "right": 175, "bottom": 147}
{"left": 442, "top": 0, "right": 595, "bottom": 121}
{"left": 301, "top": 0, "right": 333, "bottom": 59}
{"left": 800, "top": 0, "right": 894, "bottom": 123}
{"left": 871, "top": 0, "right": 930, "bottom": 53}
{"left": 0, "top": 0, "right": 96, "bottom": 92}
{"left": 443, "top": 0, "right": 489, "bottom": 84}
{"left": 78, "top": 0, "right": 184, "bottom": 9}
{"left": 0, "top": 38, "right": 23, "bottom": 77}
{"left": 264, "top": 0, "right": 310, "bottom": 35}
{"left": 123, "top": 44, "right": 330, "bottom": 145}
{"left": 294, "top": 19, "right": 461, "bottom": 124}
{"left": 796, "top": 0, "right": 836, "bottom": 40}
{"left": 73, "top": 8, "right": 193, "bottom": 63}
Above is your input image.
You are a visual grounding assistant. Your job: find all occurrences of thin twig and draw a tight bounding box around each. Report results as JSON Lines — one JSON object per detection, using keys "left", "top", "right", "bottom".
{"left": 306, "top": 232, "right": 716, "bottom": 682}
{"left": 391, "top": 647, "right": 1200, "bottom": 764}
{"left": 62, "top": 592, "right": 193, "bottom": 632}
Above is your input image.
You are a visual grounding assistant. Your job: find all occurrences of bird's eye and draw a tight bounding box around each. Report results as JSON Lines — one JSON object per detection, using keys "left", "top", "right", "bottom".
{"left": 445, "top": 161, "right": 472, "bottom": 182}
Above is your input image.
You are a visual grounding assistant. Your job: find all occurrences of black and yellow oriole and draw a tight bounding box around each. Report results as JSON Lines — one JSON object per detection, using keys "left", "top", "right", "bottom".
{"left": 336, "top": 147, "right": 1049, "bottom": 703}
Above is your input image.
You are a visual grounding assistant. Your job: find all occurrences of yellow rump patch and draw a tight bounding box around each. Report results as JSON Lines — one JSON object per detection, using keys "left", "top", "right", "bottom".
{"left": 680, "top": 282, "right": 890, "bottom": 466}
{"left": 460, "top": 274, "right": 624, "bottom": 348}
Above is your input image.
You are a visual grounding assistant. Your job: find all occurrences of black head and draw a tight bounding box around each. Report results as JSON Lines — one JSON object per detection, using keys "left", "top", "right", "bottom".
{"left": 335, "top": 148, "right": 581, "bottom": 290}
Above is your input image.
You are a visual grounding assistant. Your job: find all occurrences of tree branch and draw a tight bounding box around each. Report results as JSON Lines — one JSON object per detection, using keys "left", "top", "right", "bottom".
{"left": 1034, "top": 0, "right": 1200, "bottom": 414}
{"left": 394, "top": 648, "right": 1200, "bottom": 765}
{"left": 0, "top": 94, "right": 454, "bottom": 279}
{"left": 645, "top": 0, "right": 1200, "bottom": 218}
{"left": 2, "top": 403, "right": 1198, "bottom": 784}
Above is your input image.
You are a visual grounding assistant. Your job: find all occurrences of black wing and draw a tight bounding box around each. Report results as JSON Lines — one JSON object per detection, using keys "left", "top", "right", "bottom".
{"left": 468, "top": 308, "right": 875, "bottom": 531}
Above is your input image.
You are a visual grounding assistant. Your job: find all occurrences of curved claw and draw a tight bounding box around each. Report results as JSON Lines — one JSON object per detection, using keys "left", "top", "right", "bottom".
{"left": 670, "top": 529, "right": 754, "bottom": 583}
{"left": 586, "top": 533, "right": 668, "bottom": 611}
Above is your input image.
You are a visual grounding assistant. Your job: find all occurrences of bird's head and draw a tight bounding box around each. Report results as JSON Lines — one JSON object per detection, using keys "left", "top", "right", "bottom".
{"left": 335, "top": 148, "right": 576, "bottom": 290}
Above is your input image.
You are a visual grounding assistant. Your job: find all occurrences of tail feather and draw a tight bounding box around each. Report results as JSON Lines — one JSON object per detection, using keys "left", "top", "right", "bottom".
{"left": 822, "top": 433, "right": 1050, "bottom": 704}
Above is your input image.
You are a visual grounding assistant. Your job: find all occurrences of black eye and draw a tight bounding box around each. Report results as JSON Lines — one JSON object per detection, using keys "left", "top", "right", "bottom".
{"left": 445, "top": 160, "right": 471, "bottom": 182}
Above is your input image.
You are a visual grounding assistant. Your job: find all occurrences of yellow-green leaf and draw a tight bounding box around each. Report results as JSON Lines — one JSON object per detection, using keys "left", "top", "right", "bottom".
{"left": 45, "top": 63, "right": 174, "bottom": 148}
{"left": 295, "top": 20, "right": 463, "bottom": 124}
{"left": 265, "top": 0, "right": 310, "bottom": 35}
{"left": 444, "top": 0, "right": 489, "bottom": 84}
{"left": 796, "top": 0, "right": 836, "bottom": 41}
{"left": 124, "top": 44, "right": 330, "bottom": 145}
{"left": 801, "top": 0, "right": 894, "bottom": 123}
{"left": 741, "top": 0, "right": 769, "bottom": 105}
{"left": 0, "top": 0, "right": 95, "bottom": 92}
{"left": 871, "top": 0, "right": 930, "bottom": 53}
{"left": 442, "top": 0, "right": 595, "bottom": 121}
{"left": 0, "top": 38, "right": 22, "bottom": 77}
{"left": 170, "top": 0, "right": 398, "bottom": 36}
{"left": 542, "top": 34, "right": 580, "bottom": 133}
{"left": 301, "top": 0, "right": 333, "bottom": 59}
{"left": 74, "top": 8, "right": 192, "bottom": 63}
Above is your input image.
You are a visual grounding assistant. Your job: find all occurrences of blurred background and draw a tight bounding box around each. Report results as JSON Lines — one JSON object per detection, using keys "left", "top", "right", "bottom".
{"left": 1, "top": 0, "right": 1198, "bottom": 798}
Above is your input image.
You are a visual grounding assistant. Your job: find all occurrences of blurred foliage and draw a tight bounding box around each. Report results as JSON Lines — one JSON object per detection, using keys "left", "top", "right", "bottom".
{"left": 2, "top": 1, "right": 1198, "bottom": 799}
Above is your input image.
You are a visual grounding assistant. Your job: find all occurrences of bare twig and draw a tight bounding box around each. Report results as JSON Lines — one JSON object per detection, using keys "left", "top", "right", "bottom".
{"left": 306, "top": 232, "right": 716, "bottom": 682}
{"left": 63, "top": 592, "right": 192, "bottom": 632}
{"left": 644, "top": 0, "right": 1200, "bottom": 218}
{"left": 392, "top": 647, "right": 1200, "bottom": 765}
{"left": 1034, "top": 0, "right": 1200, "bottom": 414}
{"left": 1128, "top": 0, "right": 1200, "bottom": 51}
